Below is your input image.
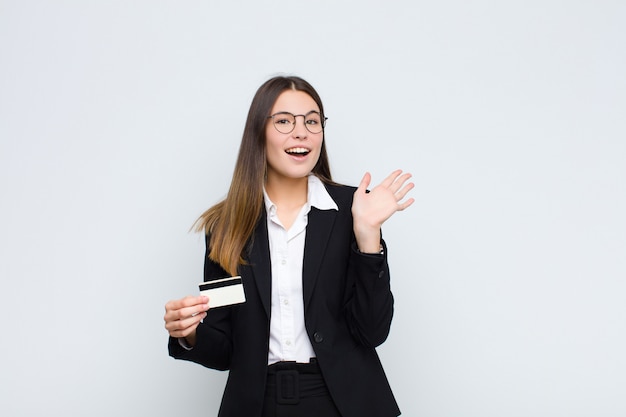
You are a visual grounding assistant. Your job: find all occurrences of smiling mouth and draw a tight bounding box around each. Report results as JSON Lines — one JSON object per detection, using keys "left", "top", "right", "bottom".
{"left": 285, "top": 147, "right": 310, "bottom": 156}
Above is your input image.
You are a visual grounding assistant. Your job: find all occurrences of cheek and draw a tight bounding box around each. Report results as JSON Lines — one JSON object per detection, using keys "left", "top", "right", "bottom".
{"left": 265, "top": 138, "right": 282, "bottom": 158}
{"left": 264, "top": 135, "right": 285, "bottom": 170}
{"left": 314, "top": 135, "right": 324, "bottom": 154}
{"left": 264, "top": 128, "right": 281, "bottom": 153}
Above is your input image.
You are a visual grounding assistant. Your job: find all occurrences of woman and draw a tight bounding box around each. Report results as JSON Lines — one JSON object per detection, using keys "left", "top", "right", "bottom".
{"left": 164, "top": 75, "right": 414, "bottom": 417}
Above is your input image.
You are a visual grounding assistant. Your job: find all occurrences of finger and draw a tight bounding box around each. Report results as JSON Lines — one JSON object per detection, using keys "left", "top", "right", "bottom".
{"left": 164, "top": 299, "right": 210, "bottom": 323}
{"left": 165, "top": 302, "right": 210, "bottom": 324}
{"left": 394, "top": 180, "right": 415, "bottom": 201}
{"left": 180, "top": 295, "right": 208, "bottom": 307}
{"left": 165, "top": 295, "right": 208, "bottom": 312}
{"left": 166, "top": 313, "right": 206, "bottom": 338}
{"left": 397, "top": 197, "right": 415, "bottom": 211}
{"left": 356, "top": 172, "right": 371, "bottom": 194}
{"left": 389, "top": 172, "right": 412, "bottom": 193}
{"left": 165, "top": 310, "right": 206, "bottom": 332}
{"left": 169, "top": 327, "right": 197, "bottom": 339}
{"left": 380, "top": 169, "right": 403, "bottom": 189}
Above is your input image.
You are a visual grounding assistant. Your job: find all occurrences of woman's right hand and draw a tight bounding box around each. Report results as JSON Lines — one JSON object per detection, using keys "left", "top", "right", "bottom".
{"left": 164, "top": 295, "right": 210, "bottom": 347}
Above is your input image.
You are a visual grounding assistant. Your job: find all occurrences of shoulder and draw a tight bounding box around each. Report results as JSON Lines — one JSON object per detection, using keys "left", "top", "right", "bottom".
{"left": 323, "top": 182, "right": 356, "bottom": 209}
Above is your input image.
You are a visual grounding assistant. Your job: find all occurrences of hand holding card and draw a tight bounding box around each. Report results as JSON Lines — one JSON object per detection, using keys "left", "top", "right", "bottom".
{"left": 199, "top": 276, "right": 246, "bottom": 308}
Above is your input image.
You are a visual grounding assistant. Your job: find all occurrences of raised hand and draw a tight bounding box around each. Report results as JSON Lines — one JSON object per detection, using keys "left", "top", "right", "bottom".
{"left": 351, "top": 170, "right": 415, "bottom": 253}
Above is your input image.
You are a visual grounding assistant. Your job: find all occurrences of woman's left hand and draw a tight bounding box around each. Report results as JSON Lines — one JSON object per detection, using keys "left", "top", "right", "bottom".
{"left": 352, "top": 169, "right": 415, "bottom": 253}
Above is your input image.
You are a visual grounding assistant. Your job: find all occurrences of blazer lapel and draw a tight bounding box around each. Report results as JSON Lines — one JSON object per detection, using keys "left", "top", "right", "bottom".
{"left": 246, "top": 212, "right": 272, "bottom": 318}
{"left": 302, "top": 206, "right": 337, "bottom": 311}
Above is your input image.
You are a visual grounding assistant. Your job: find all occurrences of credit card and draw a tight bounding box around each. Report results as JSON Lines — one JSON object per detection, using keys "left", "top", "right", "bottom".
{"left": 199, "top": 276, "right": 246, "bottom": 308}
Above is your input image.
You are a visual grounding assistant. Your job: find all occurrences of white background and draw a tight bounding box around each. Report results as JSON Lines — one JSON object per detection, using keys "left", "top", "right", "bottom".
{"left": 1, "top": 1, "right": 625, "bottom": 416}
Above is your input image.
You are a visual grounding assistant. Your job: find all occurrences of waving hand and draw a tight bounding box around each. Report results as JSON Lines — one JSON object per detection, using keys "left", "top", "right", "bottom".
{"left": 352, "top": 169, "right": 415, "bottom": 253}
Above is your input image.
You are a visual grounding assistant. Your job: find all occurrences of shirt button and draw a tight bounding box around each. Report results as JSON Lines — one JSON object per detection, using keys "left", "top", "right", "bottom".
{"left": 283, "top": 299, "right": 289, "bottom": 305}
{"left": 285, "top": 340, "right": 291, "bottom": 346}
{"left": 281, "top": 259, "right": 287, "bottom": 265}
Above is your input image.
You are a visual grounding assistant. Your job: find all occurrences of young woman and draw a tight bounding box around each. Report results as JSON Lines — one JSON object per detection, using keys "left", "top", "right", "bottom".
{"left": 164, "top": 75, "right": 414, "bottom": 417}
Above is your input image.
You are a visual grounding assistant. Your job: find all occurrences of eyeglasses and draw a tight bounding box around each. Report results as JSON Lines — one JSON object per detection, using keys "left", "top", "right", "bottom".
{"left": 267, "top": 111, "right": 328, "bottom": 134}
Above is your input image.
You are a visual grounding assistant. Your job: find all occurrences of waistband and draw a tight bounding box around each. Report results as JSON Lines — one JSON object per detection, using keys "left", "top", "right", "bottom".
{"left": 265, "top": 359, "right": 327, "bottom": 404}
{"left": 267, "top": 359, "right": 320, "bottom": 375}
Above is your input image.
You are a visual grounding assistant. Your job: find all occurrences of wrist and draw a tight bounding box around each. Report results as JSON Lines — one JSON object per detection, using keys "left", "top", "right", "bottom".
{"left": 353, "top": 225, "right": 381, "bottom": 254}
{"left": 358, "top": 244, "right": 384, "bottom": 255}
{"left": 183, "top": 331, "right": 197, "bottom": 348}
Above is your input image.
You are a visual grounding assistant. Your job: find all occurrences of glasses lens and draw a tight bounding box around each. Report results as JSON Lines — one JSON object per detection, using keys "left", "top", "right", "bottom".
{"left": 304, "top": 112, "right": 324, "bottom": 133}
{"left": 272, "top": 113, "right": 295, "bottom": 134}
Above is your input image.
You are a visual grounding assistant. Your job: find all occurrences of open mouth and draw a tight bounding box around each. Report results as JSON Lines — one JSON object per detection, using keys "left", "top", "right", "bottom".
{"left": 285, "top": 147, "right": 310, "bottom": 157}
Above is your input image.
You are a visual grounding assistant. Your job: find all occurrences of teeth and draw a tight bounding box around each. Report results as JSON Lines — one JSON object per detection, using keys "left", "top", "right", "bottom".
{"left": 286, "top": 147, "right": 309, "bottom": 154}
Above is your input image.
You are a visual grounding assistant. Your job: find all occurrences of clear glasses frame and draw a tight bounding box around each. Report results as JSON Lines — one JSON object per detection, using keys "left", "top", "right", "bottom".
{"left": 267, "top": 111, "right": 328, "bottom": 134}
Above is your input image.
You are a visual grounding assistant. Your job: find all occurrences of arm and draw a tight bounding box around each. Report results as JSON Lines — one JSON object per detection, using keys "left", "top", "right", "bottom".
{"left": 165, "top": 236, "right": 234, "bottom": 370}
{"left": 344, "top": 169, "right": 414, "bottom": 347}
{"left": 344, "top": 239, "right": 394, "bottom": 348}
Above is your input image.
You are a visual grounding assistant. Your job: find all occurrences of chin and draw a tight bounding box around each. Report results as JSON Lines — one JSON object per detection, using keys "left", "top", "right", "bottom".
{"left": 271, "top": 169, "right": 312, "bottom": 182}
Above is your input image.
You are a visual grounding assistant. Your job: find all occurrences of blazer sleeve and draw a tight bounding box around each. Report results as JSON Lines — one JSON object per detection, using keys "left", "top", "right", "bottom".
{"left": 168, "top": 234, "right": 234, "bottom": 371}
{"left": 344, "top": 237, "right": 394, "bottom": 349}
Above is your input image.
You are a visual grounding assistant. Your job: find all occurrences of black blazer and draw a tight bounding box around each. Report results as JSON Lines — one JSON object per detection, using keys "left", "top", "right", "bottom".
{"left": 169, "top": 183, "right": 401, "bottom": 417}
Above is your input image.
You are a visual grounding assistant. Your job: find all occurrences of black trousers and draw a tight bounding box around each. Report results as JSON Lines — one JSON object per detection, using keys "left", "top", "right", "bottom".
{"left": 262, "top": 360, "right": 342, "bottom": 417}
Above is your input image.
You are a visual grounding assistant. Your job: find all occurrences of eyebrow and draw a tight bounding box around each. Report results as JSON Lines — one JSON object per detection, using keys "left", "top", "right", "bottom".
{"left": 273, "top": 110, "right": 320, "bottom": 114}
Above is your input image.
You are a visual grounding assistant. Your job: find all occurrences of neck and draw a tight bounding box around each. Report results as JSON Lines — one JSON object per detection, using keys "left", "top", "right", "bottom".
{"left": 265, "top": 174, "right": 308, "bottom": 209}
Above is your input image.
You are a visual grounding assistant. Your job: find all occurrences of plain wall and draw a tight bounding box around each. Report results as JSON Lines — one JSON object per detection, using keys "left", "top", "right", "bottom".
{"left": 1, "top": 1, "right": 625, "bottom": 416}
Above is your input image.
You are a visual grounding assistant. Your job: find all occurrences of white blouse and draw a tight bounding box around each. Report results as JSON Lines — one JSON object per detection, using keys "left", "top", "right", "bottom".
{"left": 264, "top": 175, "right": 338, "bottom": 365}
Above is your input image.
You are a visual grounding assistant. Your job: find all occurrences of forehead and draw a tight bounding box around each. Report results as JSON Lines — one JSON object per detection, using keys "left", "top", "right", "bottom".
{"left": 271, "top": 90, "right": 319, "bottom": 114}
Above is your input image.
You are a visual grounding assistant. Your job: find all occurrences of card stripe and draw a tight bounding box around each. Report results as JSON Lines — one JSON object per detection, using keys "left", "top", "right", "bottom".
{"left": 199, "top": 277, "right": 243, "bottom": 291}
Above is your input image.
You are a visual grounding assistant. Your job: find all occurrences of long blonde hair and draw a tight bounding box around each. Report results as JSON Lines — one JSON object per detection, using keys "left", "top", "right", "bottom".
{"left": 194, "top": 76, "right": 333, "bottom": 276}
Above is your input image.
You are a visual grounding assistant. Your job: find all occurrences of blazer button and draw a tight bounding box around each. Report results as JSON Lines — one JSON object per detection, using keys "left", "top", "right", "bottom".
{"left": 313, "top": 332, "right": 324, "bottom": 343}
{"left": 378, "top": 270, "right": 386, "bottom": 278}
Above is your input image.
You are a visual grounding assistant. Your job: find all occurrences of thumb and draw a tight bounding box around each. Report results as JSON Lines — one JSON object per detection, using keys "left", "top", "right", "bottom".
{"left": 356, "top": 172, "right": 371, "bottom": 194}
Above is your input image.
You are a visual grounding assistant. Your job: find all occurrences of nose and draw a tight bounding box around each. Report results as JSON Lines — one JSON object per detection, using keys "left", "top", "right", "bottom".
{"left": 292, "top": 115, "right": 308, "bottom": 139}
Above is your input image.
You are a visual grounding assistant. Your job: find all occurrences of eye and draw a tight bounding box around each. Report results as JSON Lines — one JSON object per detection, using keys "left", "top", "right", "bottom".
{"left": 272, "top": 113, "right": 295, "bottom": 125}
{"left": 305, "top": 113, "right": 321, "bottom": 125}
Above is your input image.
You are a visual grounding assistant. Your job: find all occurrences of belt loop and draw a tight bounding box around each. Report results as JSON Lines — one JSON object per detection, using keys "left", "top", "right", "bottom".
{"left": 275, "top": 369, "right": 299, "bottom": 405}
